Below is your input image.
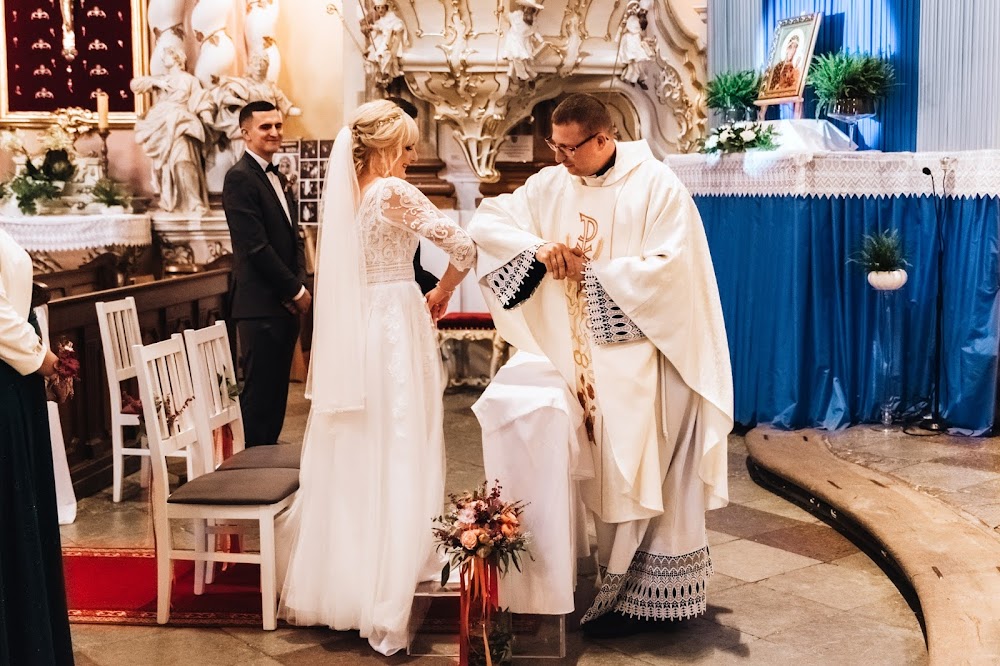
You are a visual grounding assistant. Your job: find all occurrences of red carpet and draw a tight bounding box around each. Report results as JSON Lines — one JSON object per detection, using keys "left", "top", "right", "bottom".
{"left": 63, "top": 548, "right": 263, "bottom": 626}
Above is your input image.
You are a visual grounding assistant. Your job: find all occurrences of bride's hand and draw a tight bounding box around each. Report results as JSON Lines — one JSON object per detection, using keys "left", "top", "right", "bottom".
{"left": 425, "top": 286, "right": 453, "bottom": 324}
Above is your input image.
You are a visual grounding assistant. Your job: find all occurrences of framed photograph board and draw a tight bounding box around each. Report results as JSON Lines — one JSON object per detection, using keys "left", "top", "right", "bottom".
{"left": 0, "top": 0, "right": 150, "bottom": 127}
{"left": 757, "top": 13, "right": 822, "bottom": 104}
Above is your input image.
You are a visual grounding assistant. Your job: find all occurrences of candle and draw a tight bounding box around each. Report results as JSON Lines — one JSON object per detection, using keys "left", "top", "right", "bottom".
{"left": 96, "top": 92, "right": 109, "bottom": 130}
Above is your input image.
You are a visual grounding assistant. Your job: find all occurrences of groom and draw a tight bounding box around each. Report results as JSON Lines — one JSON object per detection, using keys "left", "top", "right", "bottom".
{"left": 223, "top": 100, "right": 310, "bottom": 446}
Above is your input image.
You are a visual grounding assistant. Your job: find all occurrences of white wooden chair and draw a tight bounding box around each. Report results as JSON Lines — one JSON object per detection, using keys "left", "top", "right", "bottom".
{"left": 132, "top": 335, "right": 298, "bottom": 630}
{"left": 95, "top": 297, "right": 193, "bottom": 501}
{"left": 183, "top": 321, "right": 301, "bottom": 474}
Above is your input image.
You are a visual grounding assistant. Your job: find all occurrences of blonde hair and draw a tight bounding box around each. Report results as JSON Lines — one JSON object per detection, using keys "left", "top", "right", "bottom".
{"left": 349, "top": 100, "right": 419, "bottom": 176}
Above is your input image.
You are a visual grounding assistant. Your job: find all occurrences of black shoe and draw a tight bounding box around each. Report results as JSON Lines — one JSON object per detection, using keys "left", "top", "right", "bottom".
{"left": 581, "top": 612, "right": 659, "bottom": 639}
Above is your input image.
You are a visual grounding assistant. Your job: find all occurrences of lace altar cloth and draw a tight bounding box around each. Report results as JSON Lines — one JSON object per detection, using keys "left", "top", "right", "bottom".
{"left": 665, "top": 149, "right": 1000, "bottom": 199}
{"left": 0, "top": 213, "right": 153, "bottom": 252}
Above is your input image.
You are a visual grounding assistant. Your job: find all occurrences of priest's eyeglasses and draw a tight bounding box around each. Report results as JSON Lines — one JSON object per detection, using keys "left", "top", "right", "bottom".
{"left": 545, "top": 132, "right": 599, "bottom": 157}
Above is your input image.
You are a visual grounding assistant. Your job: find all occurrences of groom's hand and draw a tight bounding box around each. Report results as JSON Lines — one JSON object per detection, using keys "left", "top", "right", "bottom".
{"left": 425, "top": 286, "right": 452, "bottom": 323}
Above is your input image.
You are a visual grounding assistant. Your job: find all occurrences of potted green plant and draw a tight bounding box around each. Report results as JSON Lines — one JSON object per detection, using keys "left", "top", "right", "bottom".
{"left": 852, "top": 229, "right": 909, "bottom": 290}
{"left": 89, "top": 178, "right": 132, "bottom": 213}
{"left": 808, "top": 51, "right": 895, "bottom": 121}
{"left": 705, "top": 70, "right": 762, "bottom": 123}
{"left": 8, "top": 173, "right": 61, "bottom": 215}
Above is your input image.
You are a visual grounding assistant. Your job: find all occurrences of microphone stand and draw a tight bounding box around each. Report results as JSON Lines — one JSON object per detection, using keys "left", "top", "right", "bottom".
{"left": 919, "top": 165, "right": 945, "bottom": 432}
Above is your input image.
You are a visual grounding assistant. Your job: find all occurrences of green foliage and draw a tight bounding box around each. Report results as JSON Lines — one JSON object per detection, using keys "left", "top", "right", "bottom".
{"left": 9, "top": 174, "right": 61, "bottom": 215}
{"left": 90, "top": 178, "right": 132, "bottom": 208}
{"left": 469, "top": 610, "right": 514, "bottom": 666}
{"left": 705, "top": 70, "right": 761, "bottom": 114}
{"left": 808, "top": 51, "right": 895, "bottom": 115}
{"left": 851, "top": 229, "right": 909, "bottom": 272}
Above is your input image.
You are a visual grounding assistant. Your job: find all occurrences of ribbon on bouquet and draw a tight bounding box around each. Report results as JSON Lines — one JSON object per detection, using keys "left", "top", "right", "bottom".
{"left": 459, "top": 557, "right": 500, "bottom": 666}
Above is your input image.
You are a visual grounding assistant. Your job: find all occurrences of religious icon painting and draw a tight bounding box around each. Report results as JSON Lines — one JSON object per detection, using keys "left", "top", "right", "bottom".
{"left": 0, "top": 0, "right": 150, "bottom": 126}
{"left": 757, "top": 13, "right": 822, "bottom": 103}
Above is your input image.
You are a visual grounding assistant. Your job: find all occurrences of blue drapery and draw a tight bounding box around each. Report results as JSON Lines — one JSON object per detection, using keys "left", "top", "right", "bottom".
{"left": 699, "top": 194, "right": 1000, "bottom": 433}
{"left": 761, "top": 0, "right": 921, "bottom": 151}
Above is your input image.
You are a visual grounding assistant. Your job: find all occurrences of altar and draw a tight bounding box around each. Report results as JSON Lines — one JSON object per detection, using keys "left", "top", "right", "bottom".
{"left": 0, "top": 212, "right": 153, "bottom": 275}
{"left": 665, "top": 150, "right": 1000, "bottom": 433}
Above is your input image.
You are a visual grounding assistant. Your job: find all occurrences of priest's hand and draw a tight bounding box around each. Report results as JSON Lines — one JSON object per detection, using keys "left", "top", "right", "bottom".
{"left": 537, "top": 243, "right": 584, "bottom": 281}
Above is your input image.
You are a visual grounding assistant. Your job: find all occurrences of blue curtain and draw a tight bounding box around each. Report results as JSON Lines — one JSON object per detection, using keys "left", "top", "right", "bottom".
{"left": 762, "top": 0, "right": 921, "bottom": 151}
{"left": 708, "top": 0, "right": 766, "bottom": 76}
{"left": 700, "top": 194, "right": 1000, "bottom": 433}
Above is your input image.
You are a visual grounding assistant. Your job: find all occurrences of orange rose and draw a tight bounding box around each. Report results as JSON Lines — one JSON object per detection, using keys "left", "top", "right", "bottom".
{"left": 501, "top": 523, "right": 516, "bottom": 539}
{"left": 460, "top": 530, "right": 479, "bottom": 550}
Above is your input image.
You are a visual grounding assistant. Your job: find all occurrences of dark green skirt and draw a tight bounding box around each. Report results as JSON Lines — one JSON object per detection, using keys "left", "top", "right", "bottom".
{"left": 0, "top": 359, "right": 74, "bottom": 665}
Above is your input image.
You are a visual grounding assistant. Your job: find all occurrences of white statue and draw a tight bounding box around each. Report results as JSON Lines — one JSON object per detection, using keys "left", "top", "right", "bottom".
{"left": 558, "top": 13, "right": 584, "bottom": 76}
{"left": 209, "top": 50, "right": 300, "bottom": 175}
{"left": 617, "top": 3, "right": 654, "bottom": 89}
{"left": 362, "top": 0, "right": 405, "bottom": 86}
{"left": 130, "top": 46, "right": 214, "bottom": 214}
{"left": 502, "top": 0, "right": 545, "bottom": 82}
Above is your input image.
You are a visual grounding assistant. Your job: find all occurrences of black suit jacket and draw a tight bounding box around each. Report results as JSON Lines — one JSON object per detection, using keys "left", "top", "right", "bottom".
{"left": 223, "top": 153, "right": 306, "bottom": 319}
{"left": 413, "top": 245, "right": 438, "bottom": 295}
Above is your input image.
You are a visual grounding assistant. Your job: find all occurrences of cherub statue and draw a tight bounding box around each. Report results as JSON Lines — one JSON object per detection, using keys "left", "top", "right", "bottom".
{"left": 617, "top": 1, "right": 654, "bottom": 89}
{"left": 362, "top": 0, "right": 406, "bottom": 86}
{"left": 209, "top": 50, "right": 301, "bottom": 174}
{"left": 502, "top": 0, "right": 546, "bottom": 82}
{"left": 130, "top": 46, "right": 214, "bottom": 214}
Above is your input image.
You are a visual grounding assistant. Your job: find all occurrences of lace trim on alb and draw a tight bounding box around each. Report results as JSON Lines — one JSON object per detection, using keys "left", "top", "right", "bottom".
{"left": 581, "top": 547, "right": 713, "bottom": 623}
{"left": 583, "top": 264, "right": 645, "bottom": 346}
{"left": 487, "top": 244, "right": 544, "bottom": 309}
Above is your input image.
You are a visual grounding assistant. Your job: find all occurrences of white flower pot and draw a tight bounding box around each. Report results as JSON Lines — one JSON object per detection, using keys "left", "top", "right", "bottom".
{"left": 867, "top": 269, "right": 908, "bottom": 291}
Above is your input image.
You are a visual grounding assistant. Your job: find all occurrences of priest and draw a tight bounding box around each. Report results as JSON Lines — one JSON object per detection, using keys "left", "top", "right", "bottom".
{"left": 468, "top": 93, "right": 734, "bottom": 636}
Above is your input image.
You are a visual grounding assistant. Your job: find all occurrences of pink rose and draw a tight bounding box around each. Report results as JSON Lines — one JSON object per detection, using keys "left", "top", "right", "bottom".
{"left": 460, "top": 530, "right": 479, "bottom": 550}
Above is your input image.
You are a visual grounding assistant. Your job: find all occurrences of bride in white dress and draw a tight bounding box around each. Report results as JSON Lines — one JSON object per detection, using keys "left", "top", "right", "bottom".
{"left": 278, "top": 100, "right": 476, "bottom": 655}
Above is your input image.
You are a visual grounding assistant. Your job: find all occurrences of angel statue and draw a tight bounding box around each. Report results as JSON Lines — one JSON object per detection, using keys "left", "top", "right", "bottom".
{"left": 361, "top": 0, "right": 406, "bottom": 86}
{"left": 130, "top": 46, "right": 214, "bottom": 214}
{"left": 502, "top": 0, "right": 546, "bottom": 82}
{"left": 617, "top": 1, "right": 654, "bottom": 89}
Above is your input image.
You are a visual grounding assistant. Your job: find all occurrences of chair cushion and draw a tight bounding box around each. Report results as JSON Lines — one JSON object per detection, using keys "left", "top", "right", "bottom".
{"left": 168, "top": 468, "right": 299, "bottom": 505}
{"left": 217, "top": 444, "right": 301, "bottom": 471}
{"left": 437, "top": 312, "right": 495, "bottom": 330}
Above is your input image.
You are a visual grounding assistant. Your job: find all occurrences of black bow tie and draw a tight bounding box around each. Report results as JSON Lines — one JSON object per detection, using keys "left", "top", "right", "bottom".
{"left": 264, "top": 163, "right": 280, "bottom": 175}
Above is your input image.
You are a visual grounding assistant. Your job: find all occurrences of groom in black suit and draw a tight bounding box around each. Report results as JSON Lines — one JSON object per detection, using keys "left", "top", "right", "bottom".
{"left": 223, "top": 101, "right": 310, "bottom": 446}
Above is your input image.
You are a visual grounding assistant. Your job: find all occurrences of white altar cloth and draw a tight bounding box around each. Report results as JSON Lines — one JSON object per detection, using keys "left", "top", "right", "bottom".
{"left": 473, "top": 352, "right": 593, "bottom": 615}
{"left": 665, "top": 149, "right": 1000, "bottom": 199}
{"left": 0, "top": 213, "right": 152, "bottom": 252}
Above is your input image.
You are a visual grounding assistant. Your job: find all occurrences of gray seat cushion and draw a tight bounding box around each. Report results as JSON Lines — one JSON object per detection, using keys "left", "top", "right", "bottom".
{"left": 168, "top": 468, "right": 299, "bottom": 505}
{"left": 217, "top": 444, "right": 301, "bottom": 471}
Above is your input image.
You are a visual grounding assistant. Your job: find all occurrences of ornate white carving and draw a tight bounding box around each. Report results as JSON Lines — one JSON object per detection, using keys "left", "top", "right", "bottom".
{"left": 191, "top": 0, "right": 236, "bottom": 87}
{"left": 385, "top": 0, "right": 707, "bottom": 180}
{"left": 147, "top": 0, "right": 186, "bottom": 77}
{"left": 245, "top": 0, "right": 283, "bottom": 82}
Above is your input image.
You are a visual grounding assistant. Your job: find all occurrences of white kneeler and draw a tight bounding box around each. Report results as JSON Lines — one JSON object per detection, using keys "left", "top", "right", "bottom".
{"left": 473, "top": 351, "right": 594, "bottom": 615}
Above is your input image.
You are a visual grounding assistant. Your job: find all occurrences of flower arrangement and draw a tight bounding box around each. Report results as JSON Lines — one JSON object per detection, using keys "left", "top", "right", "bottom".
{"left": 433, "top": 481, "right": 529, "bottom": 666}
{"left": 808, "top": 51, "right": 895, "bottom": 117}
{"left": 45, "top": 340, "right": 80, "bottom": 403}
{"left": 88, "top": 177, "right": 132, "bottom": 210}
{"left": 704, "top": 69, "right": 762, "bottom": 121}
{"left": 700, "top": 121, "right": 778, "bottom": 154}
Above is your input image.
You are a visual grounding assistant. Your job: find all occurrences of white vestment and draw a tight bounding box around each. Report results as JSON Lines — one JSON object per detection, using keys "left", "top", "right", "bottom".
{"left": 468, "top": 140, "right": 733, "bottom": 622}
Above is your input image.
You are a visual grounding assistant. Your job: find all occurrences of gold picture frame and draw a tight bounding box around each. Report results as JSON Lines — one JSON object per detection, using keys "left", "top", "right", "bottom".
{"left": 757, "top": 13, "right": 822, "bottom": 105}
{"left": 0, "top": 0, "right": 149, "bottom": 128}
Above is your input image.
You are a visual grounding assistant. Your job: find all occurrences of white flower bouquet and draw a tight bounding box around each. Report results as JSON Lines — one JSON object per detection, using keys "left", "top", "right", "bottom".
{"left": 700, "top": 121, "right": 778, "bottom": 155}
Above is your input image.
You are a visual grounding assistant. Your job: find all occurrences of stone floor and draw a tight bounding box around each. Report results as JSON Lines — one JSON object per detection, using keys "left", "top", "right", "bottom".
{"left": 66, "top": 385, "right": 941, "bottom": 665}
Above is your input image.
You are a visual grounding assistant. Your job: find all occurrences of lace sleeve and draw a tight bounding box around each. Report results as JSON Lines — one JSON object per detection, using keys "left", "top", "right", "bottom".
{"left": 583, "top": 264, "right": 646, "bottom": 346}
{"left": 376, "top": 178, "right": 476, "bottom": 271}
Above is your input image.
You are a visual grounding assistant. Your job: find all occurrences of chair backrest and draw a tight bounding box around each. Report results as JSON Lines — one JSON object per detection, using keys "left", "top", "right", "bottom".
{"left": 183, "top": 322, "right": 245, "bottom": 473}
{"left": 96, "top": 297, "right": 142, "bottom": 384}
{"left": 133, "top": 335, "right": 204, "bottom": 504}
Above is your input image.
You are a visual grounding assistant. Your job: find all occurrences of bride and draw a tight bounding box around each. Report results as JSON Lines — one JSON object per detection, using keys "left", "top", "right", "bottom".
{"left": 278, "top": 100, "right": 476, "bottom": 655}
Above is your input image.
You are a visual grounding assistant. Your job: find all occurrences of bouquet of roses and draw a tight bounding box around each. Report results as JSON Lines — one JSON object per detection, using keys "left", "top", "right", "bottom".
{"left": 433, "top": 481, "right": 529, "bottom": 666}
{"left": 45, "top": 339, "right": 80, "bottom": 403}
{"left": 434, "top": 480, "right": 530, "bottom": 586}
{"left": 700, "top": 120, "right": 778, "bottom": 154}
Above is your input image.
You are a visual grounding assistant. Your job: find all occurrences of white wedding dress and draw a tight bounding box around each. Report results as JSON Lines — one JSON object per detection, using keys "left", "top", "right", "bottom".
{"left": 278, "top": 176, "right": 475, "bottom": 655}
